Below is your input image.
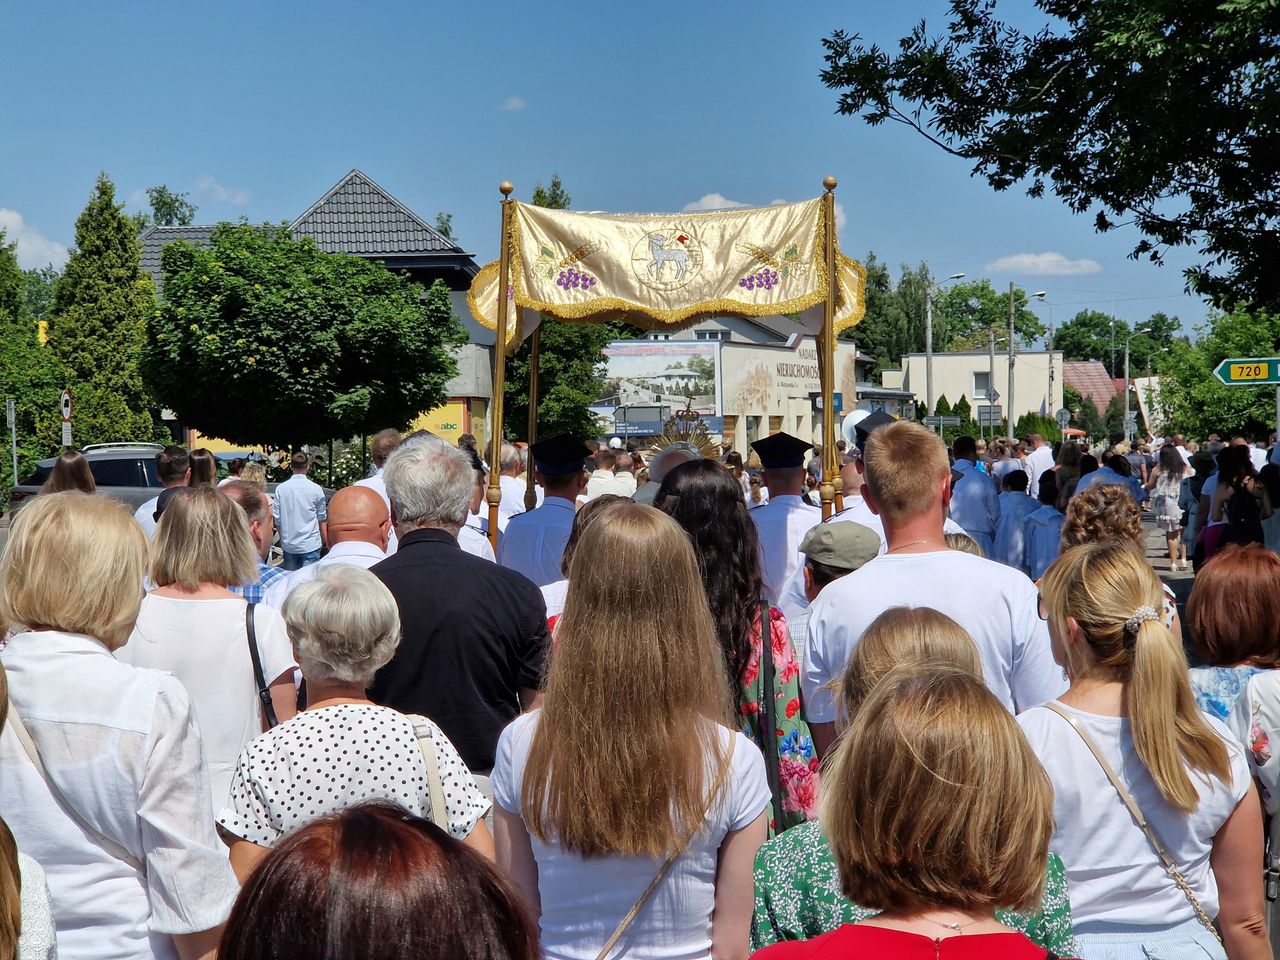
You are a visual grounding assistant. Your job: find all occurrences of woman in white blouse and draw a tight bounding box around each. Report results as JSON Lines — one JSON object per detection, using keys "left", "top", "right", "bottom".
{"left": 0, "top": 492, "right": 238, "bottom": 960}
{"left": 121, "top": 485, "right": 297, "bottom": 808}
{"left": 216, "top": 564, "right": 492, "bottom": 881}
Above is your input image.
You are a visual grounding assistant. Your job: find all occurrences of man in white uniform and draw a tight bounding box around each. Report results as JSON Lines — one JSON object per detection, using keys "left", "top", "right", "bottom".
{"left": 265, "top": 485, "right": 390, "bottom": 607}
{"left": 748, "top": 432, "right": 820, "bottom": 620}
{"left": 133, "top": 446, "right": 189, "bottom": 536}
{"left": 498, "top": 435, "right": 589, "bottom": 587}
{"left": 949, "top": 435, "right": 1001, "bottom": 556}
{"left": 1024, "top": 433, "right": 1055, "bottom": 498}
{"left": 803, "top": 420, "right": 1064, "bottom": 756}
{"left": 460, "top": 446, "right": 496, "bottom": 562}
{"left": 354, "top": 428, "right": 403, "bottom": 554}
{"left": 497, "top": 443, "right": 533, "bottom": 529}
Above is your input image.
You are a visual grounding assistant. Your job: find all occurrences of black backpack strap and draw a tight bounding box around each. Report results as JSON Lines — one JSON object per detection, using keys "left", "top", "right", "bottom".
{"left": 757, "top": 603, "right": 784, "bottom": 824}
{"left": 246, "top": 602, "right": 279, "bottom": 729}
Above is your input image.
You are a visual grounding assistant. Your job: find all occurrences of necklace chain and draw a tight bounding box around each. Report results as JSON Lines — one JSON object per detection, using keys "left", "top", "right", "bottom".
{"left": 920, "top": 915, "right": 986, "bottom": 934}
{"left": 887, "top": 537, "right": 947, "bottom": 554}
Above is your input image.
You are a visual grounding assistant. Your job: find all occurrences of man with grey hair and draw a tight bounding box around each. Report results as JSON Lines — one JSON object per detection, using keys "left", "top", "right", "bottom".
{"left": 371, "top": 434, "right": 549, "bottom": 780}
{"left": 632, "top": 441, "right": 703, "bottom": 505}
{"left": 496, "top": 442, "right": 530, "bottom": 530}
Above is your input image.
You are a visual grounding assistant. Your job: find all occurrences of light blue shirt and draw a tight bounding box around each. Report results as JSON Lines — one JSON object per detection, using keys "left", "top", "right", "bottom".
{"left": 950, "top": 459, "right": 1000, "bottom": 536}
{"left": 1024, "top": 505, "right": 1066, "bottom": 580}
{"left": 497, "top": 496, "right": 575, "bottom": 587}
{"left": 1074, "top": 466, "right": 1149, "bottom": 504}
{"left": 992, "top": 491, "right": 1040, "bottom": 571}
{"left": 272, "top": 473, "right": 328, "bottom": 554}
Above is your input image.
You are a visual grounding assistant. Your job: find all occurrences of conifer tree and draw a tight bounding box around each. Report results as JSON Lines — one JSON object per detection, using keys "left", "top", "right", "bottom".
{"left": 47, "top": 173, "right": 158, "bottom": 445}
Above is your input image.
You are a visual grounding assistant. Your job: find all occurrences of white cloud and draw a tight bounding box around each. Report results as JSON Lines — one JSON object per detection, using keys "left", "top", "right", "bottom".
{"left": 194, "top": 175, "right": 251, "bottom": 205}
{"left": 984, "top": 251, "right": 1101, "bottom": 276}
{"left": 500, "top": 96, "right": 527, "bottom": 111}
{"left": 0, "top": 209, "right": 69, "bottom": 269}
{"left": 683, "top": 193, "right": 748, "bottom": 211}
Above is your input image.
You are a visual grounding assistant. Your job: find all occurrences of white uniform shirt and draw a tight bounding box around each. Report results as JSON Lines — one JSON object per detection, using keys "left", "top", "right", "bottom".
{"left": 121, "top": 597, "right": 296, "bottom": 808}
{"left": 0, "top": 630, "right": 239, "bottom": 960}
{"left": 992, "top": 491, "right": 1040, "bottom": 570}
{"left": 353, "top": 470, "right": 397, "bottom": 554}
{"left": 776, "top": 494, "right": 969, "bottom": 623}
{"left": 1026, "top": 445, "right": 1056, "bottom": 498}
{"left": 272, "top": 473, "right": 328, "bottom": 554}
{"left": 458, "top": 523, "right": 497, "bottom": 562}
{"left": 499, "top": 474, "right": 541, "bottom": 530}
{"left": 133, "top": 496, "right": 160, "bottom": 537}
{"left": 263, "top": 539, "right": 388, "bottom": 608}
{"left": 749, "top": 494, "right": 821, "bottom": 618}
{"left": 949, "top": 459, "right": 1001, "bottom": 542}
{"left": 492, "top": 711, "right": 769, "bottom": 960}
{"left": 1020, "top": 703, "right": 1248, "bottom": 928}
{"left": 497, "top": 496, "right": 576, "bottom": 587}
{"left": 803, "top": 549, "right": 1065, "bottom": 723}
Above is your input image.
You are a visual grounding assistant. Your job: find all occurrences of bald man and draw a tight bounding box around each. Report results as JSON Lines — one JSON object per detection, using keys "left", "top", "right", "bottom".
{"left": 262, "top": 485, "right": 391, "bottom": 608}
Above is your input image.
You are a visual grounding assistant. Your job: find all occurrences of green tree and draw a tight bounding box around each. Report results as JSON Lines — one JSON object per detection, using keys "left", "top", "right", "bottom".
{"left": 1052, "top": 310, "right": 1124, "bottom": 376}
{"left": 143, "top": 222, "right": 465, "bottom": 446}
{"left": 843, "top": 253, "right": 933, "bottom": 375}
{"left": 1077, "top": 395, "right": 1106, "bottom": 441}
{"left": 46, "top": 173, "right": 158, "bottom": 445}
{"left": 934, "top": 394, "right": 953, "bottom": 417}
{"left": 1156, "top": 307, "right": 1280, "bottom": 439}
{"left": 1103, "top": 393, "right": 1127, "bottom": 443}
{"left": 820, "top": 1, "right": 1280, "bottom": 313}
{"left": 434, "top": 212, "right": 454, "bottom": 239}
{"left": 130, "top": 185, "right": 199, "bottom": 232}
{"left": 0, "top": 231, "right": 21, "bottom": 320}
{"left": 22, "top": 266, "right": 58, "bottom": 324}
{"left": 937, "top": 280, "right": 1045, "bottom": 350}
{"left": 503, "top": 174, "right": 634, "bottom": 441}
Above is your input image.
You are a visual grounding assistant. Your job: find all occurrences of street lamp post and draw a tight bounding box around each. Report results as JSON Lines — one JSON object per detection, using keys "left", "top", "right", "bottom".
{"left": 1007, "top": 285, "right": 1046, "bottom": 440}
{"left": 1124, "top": 326, "right": 1151, "bottom": 443}
{"left": 925, "top": 273, "right": 966, "bottom": 416}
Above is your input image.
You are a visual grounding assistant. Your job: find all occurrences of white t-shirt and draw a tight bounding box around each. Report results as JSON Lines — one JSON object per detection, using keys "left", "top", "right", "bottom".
{"left": 458, "top": 522, "right": 497, "bottom": 562}
{"left": 133, "top": 496, "right": 159, "bottom": 537}
{"left": 1019, "top": 702, "right": 1249, "bottom": 929}
{"left": 217, "top": 703, "right": 488, "bottom": 846}
{"left": 541, "top": 578, "right": 569, "bottom": 621}
{"left": 803, "top": 550, "right": 1065, "bottom": 723}
{"left": 492, "top": 711, "right": 769, "bottom": 960}
{"left": 121, "top": 596, "right": 296, "bottom": 809}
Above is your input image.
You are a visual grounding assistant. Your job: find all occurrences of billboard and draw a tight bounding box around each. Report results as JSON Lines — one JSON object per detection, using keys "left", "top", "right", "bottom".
{"left": 720, "top": 341, "right": 860, "bottom": 415}
{"left": 600, "top": 341, "right": 722, "bottom": 416}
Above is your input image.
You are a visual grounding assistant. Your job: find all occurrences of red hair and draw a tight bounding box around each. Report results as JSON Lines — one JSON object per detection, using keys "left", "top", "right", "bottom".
{"left": 1186, "top": 544, "right": 1280, "bottom": 667}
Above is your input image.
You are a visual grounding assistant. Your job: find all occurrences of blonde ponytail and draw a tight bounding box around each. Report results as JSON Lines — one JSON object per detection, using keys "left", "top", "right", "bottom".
{"left": 1042, "top": 542, "right": 1230, "bottom": 811}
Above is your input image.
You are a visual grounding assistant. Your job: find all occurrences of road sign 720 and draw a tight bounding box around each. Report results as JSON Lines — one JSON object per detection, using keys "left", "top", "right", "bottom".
{"left": 1213, "top": 357, "right": 1280, "bottom": 386}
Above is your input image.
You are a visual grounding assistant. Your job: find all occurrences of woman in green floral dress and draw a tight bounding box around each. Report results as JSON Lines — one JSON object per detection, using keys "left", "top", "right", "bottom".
{"left": 751, "top": 607, "right": 1075, "bottom": 954}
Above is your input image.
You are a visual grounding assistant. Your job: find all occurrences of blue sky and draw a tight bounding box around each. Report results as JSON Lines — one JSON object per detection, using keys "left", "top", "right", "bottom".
{"left": 1, "top": 0, "right": 1209, "bottom": 336}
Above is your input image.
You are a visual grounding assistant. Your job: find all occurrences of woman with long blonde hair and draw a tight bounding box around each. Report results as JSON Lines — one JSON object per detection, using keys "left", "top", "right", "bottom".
{"left": 492, "top": 502, "right": 769, "bottom": 960}
{"left": 752, "top": 608, "right": 1076, "bottom": 956}
{"left": 1020, "top": 541, "right": 1267, "bottom": 960}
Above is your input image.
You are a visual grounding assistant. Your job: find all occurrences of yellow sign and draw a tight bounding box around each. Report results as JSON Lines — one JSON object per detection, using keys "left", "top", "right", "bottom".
{"left": 1230, "top": 362, "right": 1270, "bottom": 381}
{"left": 412, "top": 401, "right": 468, "bottom": 445}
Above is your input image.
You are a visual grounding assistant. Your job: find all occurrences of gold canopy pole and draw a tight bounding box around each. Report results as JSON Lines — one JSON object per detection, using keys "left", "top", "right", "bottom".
{"left": 524, "top": 326, "right": 541, "bottom": 511}
{"left": 487, "top": 181, "right": 515, "bottom": 551}
{"left": 820, "top": 176, "right": 841, "bottom": 519}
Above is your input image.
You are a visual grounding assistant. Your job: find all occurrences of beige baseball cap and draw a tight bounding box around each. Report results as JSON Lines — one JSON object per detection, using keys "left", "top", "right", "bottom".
{"left": 799, "top": 521, "right": 880, "bottom": 572}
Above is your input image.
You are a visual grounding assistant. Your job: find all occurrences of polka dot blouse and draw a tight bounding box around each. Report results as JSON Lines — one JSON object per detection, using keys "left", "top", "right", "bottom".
{"left": 216, "top": 703, "right": 489, "bottom": 845}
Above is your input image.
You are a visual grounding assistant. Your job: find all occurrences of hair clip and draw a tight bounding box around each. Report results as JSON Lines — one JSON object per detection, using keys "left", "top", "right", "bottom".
{"left": 1125, "top": 605, "right": 1159, "bottom": 636}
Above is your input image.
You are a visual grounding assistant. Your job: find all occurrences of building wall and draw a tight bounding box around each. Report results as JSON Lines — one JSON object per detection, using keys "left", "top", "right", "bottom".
{"left": 881, "top": 350, "right": 1063, "bottom": 421}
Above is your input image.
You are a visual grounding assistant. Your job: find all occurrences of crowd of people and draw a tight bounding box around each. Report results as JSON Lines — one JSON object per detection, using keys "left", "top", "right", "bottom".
{"left": 2, "top": 415, "right": 1280, "bottom": 960}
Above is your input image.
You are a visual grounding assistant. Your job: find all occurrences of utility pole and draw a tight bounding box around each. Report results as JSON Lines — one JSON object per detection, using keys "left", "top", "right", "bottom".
{"left": 1008, "top": 282, "right": 1016, "bottom": 440}
{"left": 1124, "top": 337, "right": 1132, "bottom": 443}
{"left": 925, "top": 289, "right": 934, "bottom": 417}
{"left": 988, "top": 329, "right": 997, "bottom": 443}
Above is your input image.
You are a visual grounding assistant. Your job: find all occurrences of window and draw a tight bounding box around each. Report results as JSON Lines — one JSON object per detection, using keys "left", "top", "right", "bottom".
{"left": 647, "top": 332, "right": 672, "bottom": 341}
{"left": 973, "top": 371, "right": 992, "bottom": 399}
{"left": 89, "top": 457, "right": 145, "bottom": 487}
{"left": 696, "top": 330, "right": 729, "bottom": 341}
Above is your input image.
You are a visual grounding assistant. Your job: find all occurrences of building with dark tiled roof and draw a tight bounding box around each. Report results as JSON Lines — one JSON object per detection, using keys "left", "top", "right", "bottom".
{"left": 1063, "top": 360, "right": 1118, "bottom": 414}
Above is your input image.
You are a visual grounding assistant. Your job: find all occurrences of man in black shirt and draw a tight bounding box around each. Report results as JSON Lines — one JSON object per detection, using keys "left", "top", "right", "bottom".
{"left": 370, "top": 434, "right": 549, "bottom": 775}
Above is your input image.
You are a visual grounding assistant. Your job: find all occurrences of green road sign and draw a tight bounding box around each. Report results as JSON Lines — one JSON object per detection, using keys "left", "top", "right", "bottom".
{"left": 1213, "top": 357, "right": 1280, "bottom": 386}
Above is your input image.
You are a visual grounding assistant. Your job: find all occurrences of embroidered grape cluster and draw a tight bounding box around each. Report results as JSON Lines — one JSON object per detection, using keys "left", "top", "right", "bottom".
{"left": 739, "top": 269, "right": 780, "bottom": 292}
{"left": 556, "top": 268, "right": 597, "bottom": 290}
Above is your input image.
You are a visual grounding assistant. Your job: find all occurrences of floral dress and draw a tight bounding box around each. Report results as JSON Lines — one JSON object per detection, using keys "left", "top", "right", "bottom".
{"left": 750, "top": 820, "right": 1076, "bottom": 956}
{"left": 738, "top": 605, "right": 818, "bottom": 835}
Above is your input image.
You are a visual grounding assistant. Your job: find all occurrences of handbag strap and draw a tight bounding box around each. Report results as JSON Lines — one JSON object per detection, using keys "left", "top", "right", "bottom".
{"left": 1043, "top": 702, "right": 1222, "bottom": 943}
{"left": 6, "top": 699, "right": 144, "bottom": 872}
{"left": 595, "top": 734, "right": 738, "bottom": 960}
{"left": 406, "top": 714, "right": 449, "bottom": 829}
{"left": 245, "top": 602, "right": 278, "bottom": 729}
{"left": 756, "top": 603, "right": 784, "bottom": 822}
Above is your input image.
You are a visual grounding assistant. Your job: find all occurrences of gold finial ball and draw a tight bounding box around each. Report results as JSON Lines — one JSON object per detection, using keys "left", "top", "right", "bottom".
{"left": 499, "top": 181, "right": 514, "bottom": 197}
{"left": 823, "top": 175, "right": 838, "bottom": 192}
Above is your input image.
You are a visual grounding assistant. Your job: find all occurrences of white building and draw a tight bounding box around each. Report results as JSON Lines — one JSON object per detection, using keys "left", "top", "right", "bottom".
{"left": 882, "top": 349, "right": 1064, "bottom": 424}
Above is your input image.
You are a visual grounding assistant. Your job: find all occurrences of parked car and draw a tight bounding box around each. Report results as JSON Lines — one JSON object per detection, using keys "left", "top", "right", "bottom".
{"left": 9, "top": 443, "right": 168, "bottom": 516}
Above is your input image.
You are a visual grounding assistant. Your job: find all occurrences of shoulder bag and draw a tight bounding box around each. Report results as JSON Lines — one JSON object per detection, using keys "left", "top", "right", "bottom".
{"left": 245, "top": 602, "right": 279, "bottom": 729}
{"left": 1044, "top": 702, "right": 1222, "bottom": 943}
{"left": 595, "top": 734, "right": 738, "bottom": 960}
{"left": 6, "top": 698, "right": 144, "bottom": 872}
{"left": 405, "top": 714, "right": 450, "bottom": 829}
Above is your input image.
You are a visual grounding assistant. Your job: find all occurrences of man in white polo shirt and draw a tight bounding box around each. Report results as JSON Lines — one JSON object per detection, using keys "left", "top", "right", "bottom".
{"left": 803, "top": 420, "right": 1064, "bottom": 756}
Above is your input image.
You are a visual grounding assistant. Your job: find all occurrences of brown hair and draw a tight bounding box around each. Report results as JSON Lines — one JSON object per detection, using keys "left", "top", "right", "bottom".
{"left": 560, "top": 494, "right": 626, "bottom": 578}
{"left": 522, "top": 503, "right": 734, "bottom": 857}
{"left": 221, "top": 479, "right": 269, "bottom": 527}
{"left": 862, "top": 421, "right": 950, "bottom": 522}
{"left": 835, "top": 607, "right": 984, "bottom": 722}
{"left": 219, "top": 803, "right": 538, "bottom": 960}
{"left": 370, "top": 429, "right": 403, "bottom": 468}
{"left": 822, "top": 666, "right": 1053, "bottom": 914}
{"left": 1041, "top": 542, "right": 1230, "bottom": 810}
{"left": 1060, "top": 483, "right": 1143, "bottom": 550}
{"left": 0, "top": 492, "right": 147, "bottom": 649}
{"left": 188, "top": 448, "right": 217, "bottom": 487}
{"left": 40, "top": 449, "right": 96, "bottom": 494}
{"left": 240, "top": 461, "right": 267, "bottom": 487}
{"left": 0, "top": 817, "right": 17, "bottom": 960}
{"left": 150, "top": 486, "right": 258, "bottom": 590}
{"left": 1186, "top": 544, "right": 1280, "bottom": 668}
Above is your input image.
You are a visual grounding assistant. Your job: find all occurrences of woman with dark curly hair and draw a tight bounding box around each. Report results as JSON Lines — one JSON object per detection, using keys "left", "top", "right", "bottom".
{"left": 656, "top": 459, "right": 816, "bottom": 833}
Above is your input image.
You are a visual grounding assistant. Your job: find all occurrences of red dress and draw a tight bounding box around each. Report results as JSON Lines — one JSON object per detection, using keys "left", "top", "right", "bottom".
{"left": 751, "top": 924, "right": 1070, "bottom": 959}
